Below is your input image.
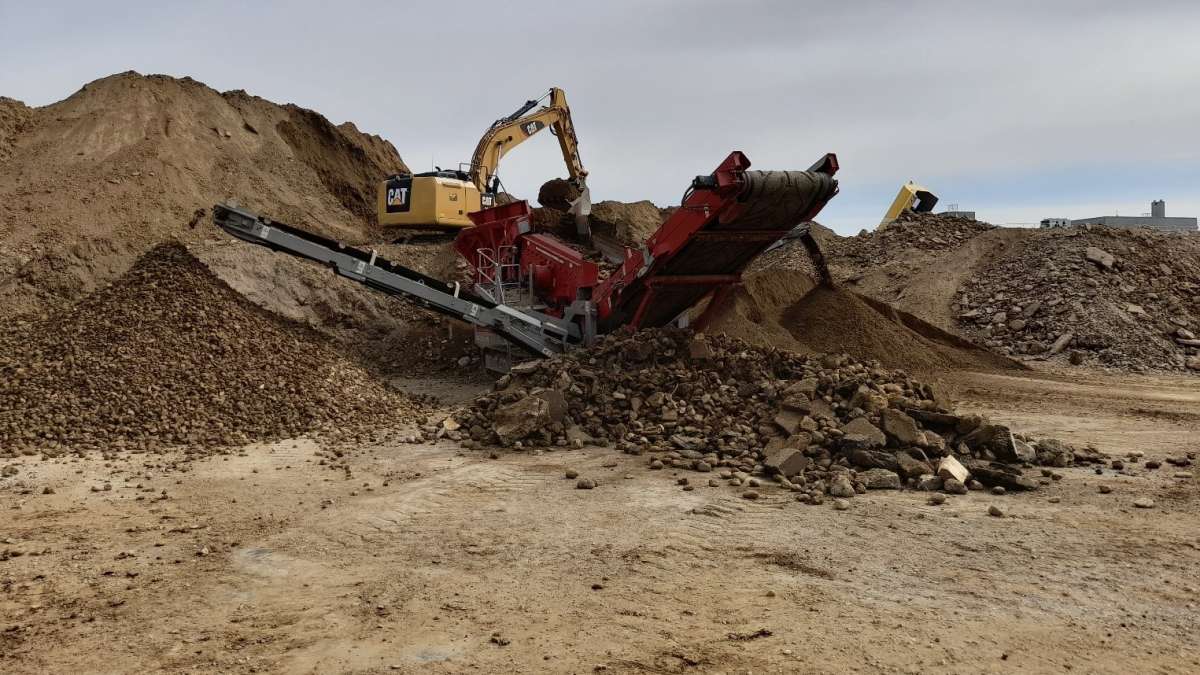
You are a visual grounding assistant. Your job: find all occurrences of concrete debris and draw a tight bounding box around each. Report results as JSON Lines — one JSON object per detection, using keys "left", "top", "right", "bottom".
{"left": 458, "top": 329, "right": 1084, "bottom": 500}
{"left": 957, "top": 228, "right": 1200, "bottom": 372}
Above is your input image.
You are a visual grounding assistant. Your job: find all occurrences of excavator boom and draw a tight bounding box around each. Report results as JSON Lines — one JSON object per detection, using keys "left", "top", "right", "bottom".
{"left": 468, "top": 87, "right": 587, "bottom": 194}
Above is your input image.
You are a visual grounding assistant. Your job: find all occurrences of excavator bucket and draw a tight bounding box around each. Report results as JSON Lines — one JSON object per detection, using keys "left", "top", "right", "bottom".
{"left": 568, "top": 180, "right": 592, "bottom": 238}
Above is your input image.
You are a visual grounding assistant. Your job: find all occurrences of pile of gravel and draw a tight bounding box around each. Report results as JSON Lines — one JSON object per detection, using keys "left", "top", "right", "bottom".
{"left": 0, "top": 243, "right": 429, "bottom": 457}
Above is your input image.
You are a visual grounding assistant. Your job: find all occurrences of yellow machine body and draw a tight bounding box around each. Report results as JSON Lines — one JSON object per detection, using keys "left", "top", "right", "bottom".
{"left": 879, "top": 181, "right": 938, "bottom": 229}
{"left": 378, "top": 173, "right": 485, "bottom": 230}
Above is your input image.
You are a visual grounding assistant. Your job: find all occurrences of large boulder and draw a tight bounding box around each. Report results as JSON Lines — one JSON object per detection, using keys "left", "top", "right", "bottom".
{"left": 840, "top": 417, "right": 886, "bottom": 448}
{"left": 879, "top": 409, "right": 921, "bottom": 446}
{"left": 493, "top": 395, "right": 551, "bottom": 445}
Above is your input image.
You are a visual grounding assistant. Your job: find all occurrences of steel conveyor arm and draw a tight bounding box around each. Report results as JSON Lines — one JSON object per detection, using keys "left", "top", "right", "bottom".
{"left": 211, "top": 203, "right": 579, "bottom": 357}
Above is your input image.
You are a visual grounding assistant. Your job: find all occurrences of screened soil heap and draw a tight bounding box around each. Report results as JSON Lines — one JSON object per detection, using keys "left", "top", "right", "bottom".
{"left": 0, "top": 243, "right": 429, "bottom": 457}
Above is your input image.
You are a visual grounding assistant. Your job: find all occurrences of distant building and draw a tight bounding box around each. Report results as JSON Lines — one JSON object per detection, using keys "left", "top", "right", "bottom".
{"left": 940, "top": 205, "right": 975, "bottom": 220}
{"left": 1072, "top": 200, "right": 1197, "bottom": 233}
{"left": 942, "top": 210, "right": 976, "bottom": 220}
{"left": 1040, "top": 218, "right": 1072, "bottom": 228}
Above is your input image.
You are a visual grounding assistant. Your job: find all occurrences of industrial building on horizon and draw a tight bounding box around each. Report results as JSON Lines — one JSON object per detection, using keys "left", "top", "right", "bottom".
{"left": 1040, "top": 200, "right": 1198, "bottom": 233}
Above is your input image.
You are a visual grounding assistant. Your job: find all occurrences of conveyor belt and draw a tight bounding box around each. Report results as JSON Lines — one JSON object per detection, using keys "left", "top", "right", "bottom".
{"left": 598, "top": 154, "right": 839, "bottom": 332}
{"left": 211, "top": 203, "right": 581, "bottom": 357}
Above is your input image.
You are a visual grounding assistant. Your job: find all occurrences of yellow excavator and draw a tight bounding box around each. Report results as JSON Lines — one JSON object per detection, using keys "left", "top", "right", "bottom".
{"left": 378, "top": 87, "right": 588, "bottom": 230}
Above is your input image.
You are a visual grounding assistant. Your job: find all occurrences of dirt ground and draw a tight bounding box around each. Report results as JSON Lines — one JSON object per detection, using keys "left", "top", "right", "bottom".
{"left": 2, "top": 366, "right": 1198, "bottom": 675}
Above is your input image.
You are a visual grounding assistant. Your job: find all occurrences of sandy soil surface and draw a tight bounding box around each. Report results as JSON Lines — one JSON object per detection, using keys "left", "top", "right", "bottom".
{"left": 2, "top": 367, "right": 1198, "bottom": 674}
{"left": 0, "top": 216, "right": 1193, "bottom": 672}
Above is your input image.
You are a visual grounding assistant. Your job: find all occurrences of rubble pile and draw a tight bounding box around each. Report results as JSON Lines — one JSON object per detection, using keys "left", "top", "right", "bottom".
{"left": 825, "top": 213, "right": 994, "bottom": 269}
{"left": 955, "top": 226, "right": 1200, "bottom": 371}
{"left": 455, "top": 329, "right": 1095, "bottom": 498}
{"left": 0, "top": 243, "right": 430, "bottom": 457}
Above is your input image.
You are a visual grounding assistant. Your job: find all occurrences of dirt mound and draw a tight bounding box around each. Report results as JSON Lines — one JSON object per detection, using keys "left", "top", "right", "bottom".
{"left": 957, "top": 226, "right": 1200, "bottom": 371}
{"left": 704, "top": 262, "right": 1017, "bottom": 375}
{"left": 589, "top": 200, "right": 665, "bottom": 245}
{"left": 0, "top": 96, "right": 32, "bottom": 162}
{"left": 0, "top": 243, "right": 430, "bottom": 457}
{"left": 455, "top": 329, "right": 1092, "bottom": 496}
{"left": 0, "top": 72, "right": 407, "bottom": 317}
{"left": 784, "top": 286, "right": 1019, "bottom": 373}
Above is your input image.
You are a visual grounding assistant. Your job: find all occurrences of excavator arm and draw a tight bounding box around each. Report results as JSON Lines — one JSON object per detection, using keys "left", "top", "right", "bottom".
{"left": 468, "top": 88, "right": 587, "bottom": 195}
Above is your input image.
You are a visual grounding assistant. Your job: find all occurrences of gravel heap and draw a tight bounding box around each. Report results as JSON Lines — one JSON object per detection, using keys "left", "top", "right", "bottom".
{"left": 455, "top": 329, "right": 1096, "bottom": 497}
{"left": 955, "top": 226, "right": 1200, "bottom": 371}
{"left": 0, "top": 243, "right": 429, "bottom": 457}
{"left": 828, "top": 213, "right": 994, "bottom": 267}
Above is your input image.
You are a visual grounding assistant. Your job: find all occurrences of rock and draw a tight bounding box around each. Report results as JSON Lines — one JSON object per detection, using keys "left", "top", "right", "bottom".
{"left": 859, "top": 468, "right": 901, "bottom": 489}
{"left": 829, "top": 475, "right": 855, "bottom": 498}
{"left": 1085, "top": 246, "right": 1115, "bottom": 270}
{"left": 533, "top": 388, "right": 568, "bottom": 422}
{"left": 879, "top": 409, "right": 921, "bottom": 446}
{"left": 493, "top": 395, "right": 551, "bottom": 445}
{"left": 849, "top": 449, "right": 901, "bottom": 472}
{"left": 943, "top": 478, "right": 968, "bottom": 495}
{"left": 1048, "top": 332, "right": 1074, "bottom": 355}
{"left": 773, "top": 409, "right": 805, "bottom": 435}
{"left": 688, "top": 335, "right": 713, "bottom": 360}
{"left": 917, "top": 474, "right": 943, "bottom": 491}
{"left": 894, "top": 450, "right": 933, "bottom": 479}
{"left": 1098, "top": 485, "right": 1111, "bottom": 494}
{"left": 988, "top": 505, "right": 1005, "bottom": 517}
{"left": 962, "top": 460, "right": 1039, "bottom": 491}
{"left": 742, "top": 490, "right": 760, "bottom": 500}
{"left": 937, "top": 456, "right": 970, "bottom": 483}
{"left": 928, "top": 493, "right": 947, "bottom": 505}
{"left": 1187, "top": 356, "right": 1200, "bottom": 372}
{"left": 764, "top": 448, "right": 809, "bottom": 477}
{"left": 1034, "top": 439, "right": 1074, "bottom": 467}
{"left": 1177, "top": 328, "right": 1197, "bottom": 341}
{"left": 565, "top": 469, "right": 579, "bottom": 479}
{"left": 839, "top": 417, "right": 886, "bottom": 448}
{"left": 576, "top": 478, "right": 597, "bottom": 490}
{"left": 1133, "top": 497, "right": 1155, "bottom": 509}
{"left": 991, "top": 486, "right": 1006, "bottom": 496}
{"left": 833, "top": 498, "right": 851, "bottom": 511}
{"left": 1011, "top": 438, "right": 1036, "bottom": 463}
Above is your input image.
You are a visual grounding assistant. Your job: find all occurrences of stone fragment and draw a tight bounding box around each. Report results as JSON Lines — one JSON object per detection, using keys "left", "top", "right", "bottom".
{"left": 859, "top": 468, "right": 901, "bottom": 489}
{"left": 943, "top": 478, "right": 968, "bottom": 495}
{"left": 493, "top": 395, "right": 551, "bottom": 445}
{"left": 879, "top": 409, "right": 921, "bottom": 446}
{"left": 937, "top": 455, "right": 970, "bottom": 483}
{"left": 839, "top": 417, "right": 886, "bottom": 448}
{"left": 1133, "top": 497, "right": 1155, "bottom": 508}
{"left": 1085, "top": 246, "right": 1115, "bottom": 270}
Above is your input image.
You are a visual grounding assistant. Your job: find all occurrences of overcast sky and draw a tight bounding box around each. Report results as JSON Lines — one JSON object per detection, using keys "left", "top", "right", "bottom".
{"left": 3, "top": 1, "right": 1199, "bottom": 233}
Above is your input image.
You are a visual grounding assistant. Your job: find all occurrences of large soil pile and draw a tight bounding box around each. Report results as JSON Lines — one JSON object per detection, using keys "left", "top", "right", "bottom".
{"left": 956, "top": 226, "right": 1200, "bottom": 371}
{"left": 0, "top": 243, "right": 429, "bottom": 457}
{"left": 0, "top": 71, "right": 407, "bottom": 318}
